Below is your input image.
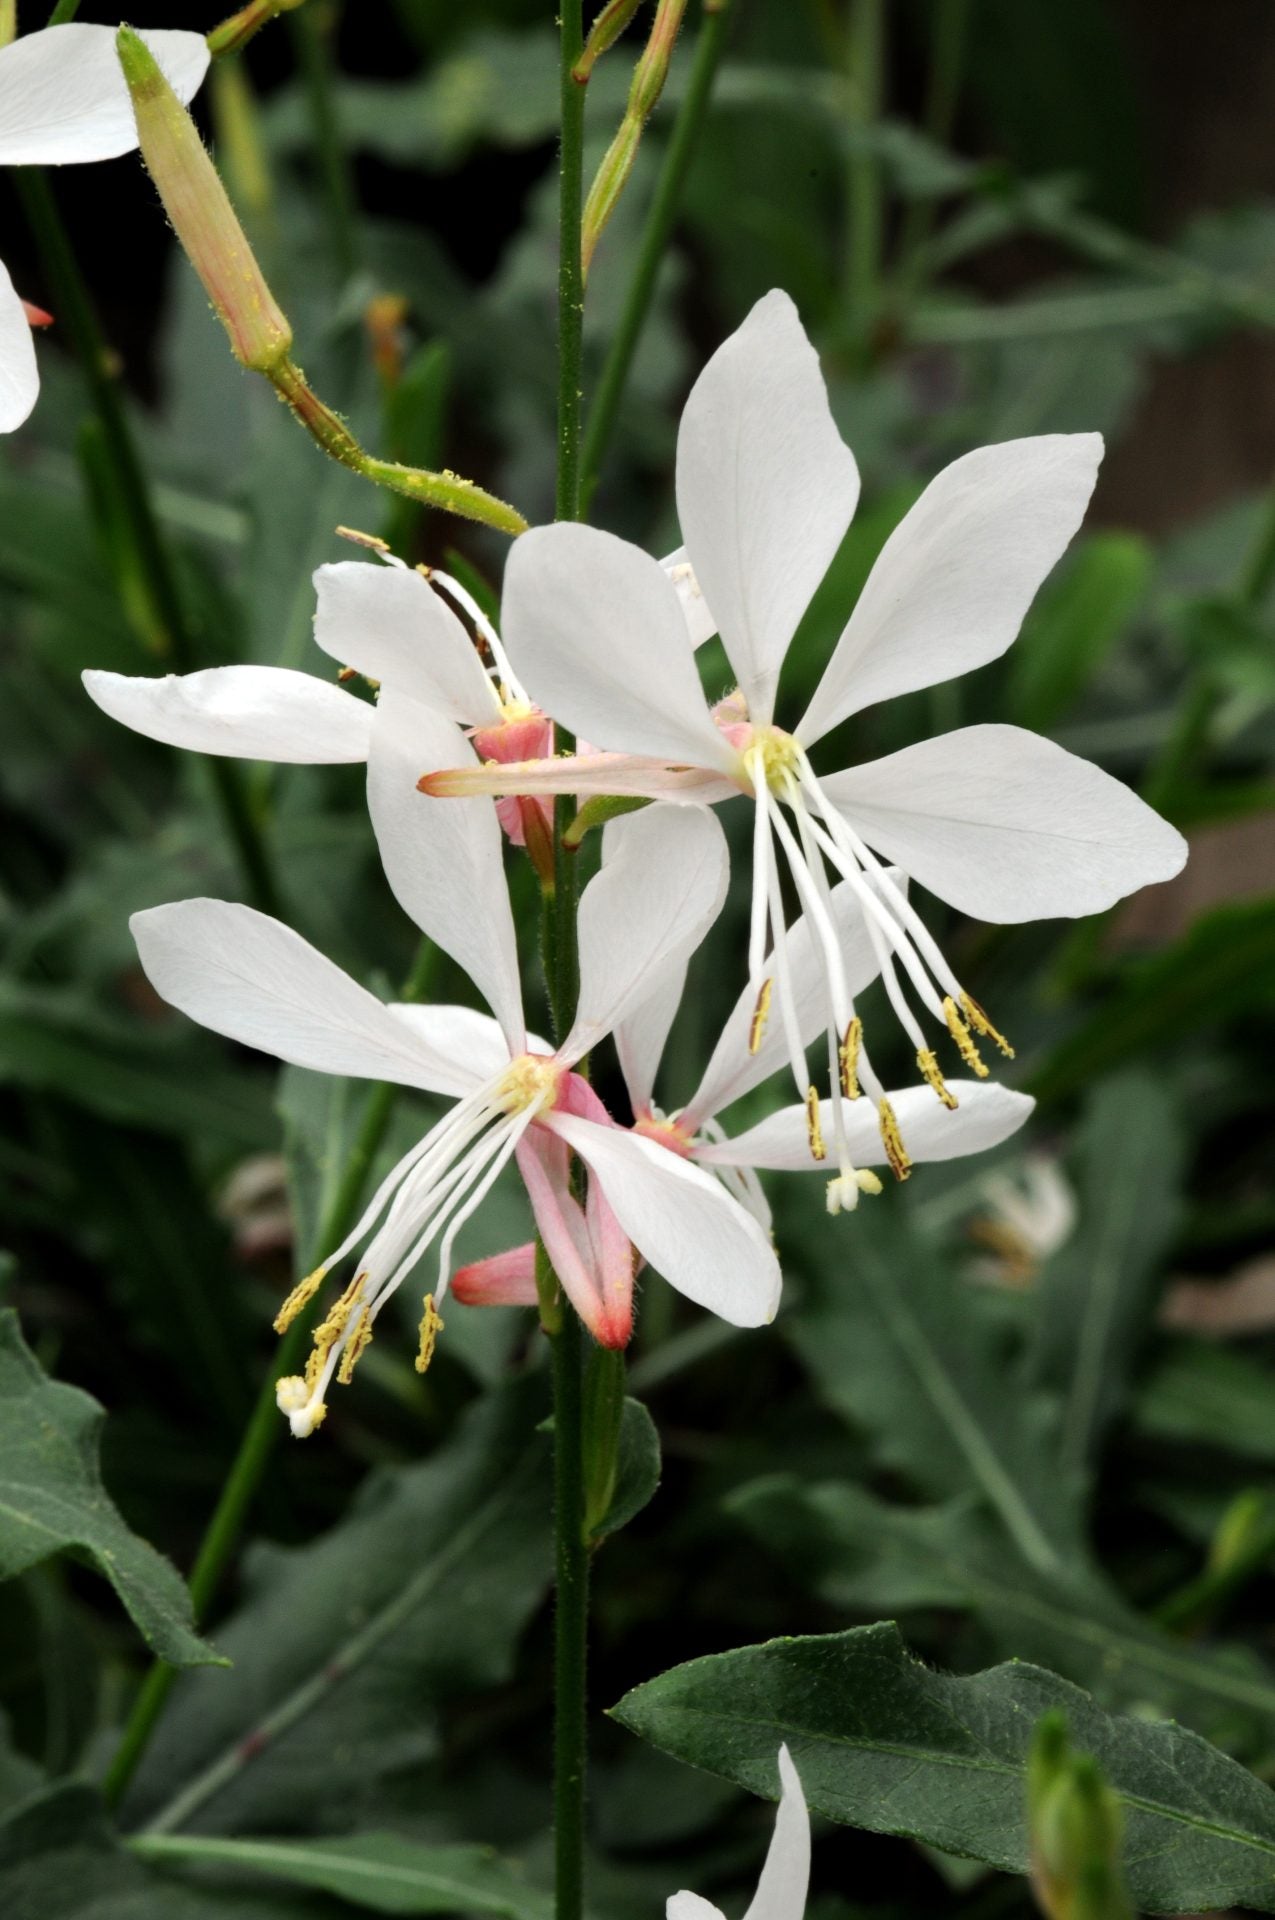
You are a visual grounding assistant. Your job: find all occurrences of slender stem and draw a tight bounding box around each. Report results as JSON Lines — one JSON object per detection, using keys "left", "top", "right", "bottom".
{"left": 844, "top": 0, "right": 885, "bottom": 352}
{"left": 103, "top": 940, "right": 437, "bottom": 1811}
{"left": 557, "top": 1, "right": 587, "bottom": 525}
{"left": 581, "top": 0, "right": 733, "bottom": 502}
{"left": 288, "top": 5, "right": 360, "bottom": 280}
{"left": 46, "top": 0, "right": 82, "bottom": 20}
{"left": 15, "top": 169, "right": 280, "bottom": 919}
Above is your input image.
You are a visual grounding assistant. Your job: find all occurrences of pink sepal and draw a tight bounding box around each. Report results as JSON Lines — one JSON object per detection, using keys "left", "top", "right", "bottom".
{"left": 452, "top": 1243, "right": 538, "bottom": 1307}
{"left": 518, "top": 1076, "right": 635, "bottom": 1347}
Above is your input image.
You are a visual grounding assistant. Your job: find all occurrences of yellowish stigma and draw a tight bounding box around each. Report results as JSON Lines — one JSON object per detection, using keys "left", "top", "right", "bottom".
{"left": 805, "top": 1085, "right": 826, "bottom": 1163}
{"left": 840, "top": 1017, "right": 863, "bottom": 1099}
{"left": 415, "top": 1294, "right": 444, "bottom": 1374}
{"left": 336, "top": 1304, "right": 374, "bottom": 1385}
{"left": 497, "top": 1053, "right": 561, "bottom": 1116}
{"left": 826, "top": 1167, "right": 883, "bottom": 1215}
{"left": 745, "top": 726, "right": 801, "bottom": 795}
{"left": 961, "top": 992, "right": 1015, "bottom": 1059}
{"left": 273, "top": 1265, "right": 325, "bottom": 1335}
{"left": 943, "top": 995, "right": 988, "bottom": 1078}
{"left": 877, "top": 1099, "right": 912, "bottom": 1182}
{"left": 749, "top": 977, "right": 773, "bottom": 1055}
{"left": 917, "top": 1048, "right": 958, "bottom": 1110}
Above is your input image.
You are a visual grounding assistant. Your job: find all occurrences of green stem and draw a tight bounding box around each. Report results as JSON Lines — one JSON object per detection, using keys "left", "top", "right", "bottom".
{"left": 102, "top": 940, "right": 436, "bottom": 1811}
{"left": 844, "top": 0, "right": 885, "bottom": 353}
{"left": 288, "top": 5, "right": 360, "bottom": 281}
{"left": 46, "top": 0, "right": 81, "bottom": 20}
{"left": 581, "top": 0, "right": 733, "bottom": 502}
{"left": 557, "top": 1, "right": 587, "bottom": 525}
{"left": 15, "top": 169, "right": 280, "bottom": 919}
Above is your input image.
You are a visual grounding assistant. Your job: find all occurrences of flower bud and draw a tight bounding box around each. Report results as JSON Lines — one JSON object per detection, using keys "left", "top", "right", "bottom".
{"left": 207, "top": 0, "right": 307, "bottom": 60}
{"left": 1028, "top": 1713, "right": 1130, "bottom": 1920}
{"left": 116, "top": 25, "right": 292, "bottom": 373}
{"left": 581, "top": 0, "right": 687, "bottom": 276}
{"left": 573, "top": 0, "right": 642, "bottom": 83}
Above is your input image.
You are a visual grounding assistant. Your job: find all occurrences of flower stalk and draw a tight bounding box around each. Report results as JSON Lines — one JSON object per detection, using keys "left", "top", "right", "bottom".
{"left": 207, "top": 0, "right": 306, "bottom": 60}
{"left": 574, "top": 0, "right": 643, "bottom": 82}
{"left": 581, "top": 0, "right": 688, "bottom": 278}
{"left": 115, "top": 28, "right": 527, "bottom": 538}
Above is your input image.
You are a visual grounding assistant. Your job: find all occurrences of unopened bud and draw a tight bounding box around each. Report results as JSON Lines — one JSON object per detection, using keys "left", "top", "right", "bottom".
{"left": 1028, "top": 1712, "right": 1130, "bottom": 1920}
{"left": 581, "top": 0, "right": 687, "bottom": 275}
{"left": 117, "top": 25, "right": 292, "bottom": 373}
{"left": 573, "top": 0, "right": 642, "bottom": 82}
{"left": 207, "top": 0, "right": 306, "bottom": 60}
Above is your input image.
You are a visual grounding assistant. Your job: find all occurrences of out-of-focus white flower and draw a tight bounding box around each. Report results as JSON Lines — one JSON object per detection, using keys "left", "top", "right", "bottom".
{"left": 0, "top": 24, "right": 209, "bottom": 431}
{"left": 970, "top": 1154, "right": 1077, "bottom": 1286}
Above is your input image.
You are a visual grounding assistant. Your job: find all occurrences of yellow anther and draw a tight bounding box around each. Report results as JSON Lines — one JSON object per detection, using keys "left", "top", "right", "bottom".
{"left": 917, "top": 1048, "right": 958, "bottom": 1110}
{"left": 336, "top": 1305, "right": 374, "bottom": 1385}
{"left": 877, "top": 1098, "right": 912, "bottom": 1182}
{"left": 335, "top": 524, "right": 389, "bottom": 553}
{"left": 840, "top": 1017, "right": 863, "bottom": 1099}
{"left": 415, "top": 1294, "right": 444, "bottom": 1374}
{"left": 748, "top": 977, "right": 773, "bottom": 1055}
{"left": 961, "top": 992, "right": 1015, "bottom": 1059}
{"left": 805, "top": 1085, "right": 826, "bottom": 1163}
{"left": 273, "top": 1266, "right": 325, "bottom": 1335}
{"left": 943, "top": 995, "right": 989, "bottom": 1078}
{"left": 307, "top": 1272, "right": 368, "bottom": 1385}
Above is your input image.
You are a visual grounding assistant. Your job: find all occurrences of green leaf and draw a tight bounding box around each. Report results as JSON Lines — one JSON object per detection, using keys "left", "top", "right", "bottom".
{"left": 1007, "top": 534, "right": 1152, "bottom": 731}
{"left": 590, "top": 1399, "right": 661, "bottom": 1545}
{"left": 1029, "top": 1072, "right": 1184, "bottom": 1475}
{"left": 0, "top": 1311, "right": 219, "bottom": 1669}
{"left": 729, "top": 1476, "right": 1275, "bottom": 1752}
{"left": 1136, "top": 1342, "right": 1275, "bottom": 1464}
{"left": 1030, "top": 897, "right": 1275, "bottom": 1103}
{"left": 786, "top": 1204, "right": 1080, "bottom": 1571}
{"left": 123, "top": 1378, "right": 552, "bottom": 1832}
{"left": 612, "top": 1621, "right": 1275, "bottom": 1913}
{"left": 131, "top": 1832, "right": 552, "bottom": 1917}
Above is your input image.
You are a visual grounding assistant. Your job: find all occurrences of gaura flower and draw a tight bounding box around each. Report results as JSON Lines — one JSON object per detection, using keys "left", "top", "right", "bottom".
{"left": 0, "top": 23, "right": 209, "bottom": 431}
{"left": 423, "top": 291, "right": 1186, "bottom": 1193}
{"left": 456, "top": 856, "right": 1033, "bottom": 1309}
{"left": 131, "top": 799, "right": 781, "bottom": 1435}
{"left": 669, "top": 1746, "right": 809, "bottom": 1920}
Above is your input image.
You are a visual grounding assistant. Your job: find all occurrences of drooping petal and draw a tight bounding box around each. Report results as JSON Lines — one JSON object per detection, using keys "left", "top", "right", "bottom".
{"left": 0, "top": 258, "right": 38, "bottom": 434}
{"left": 821, "top": 725, "right": 1187, "bottom": 922}
{"left": 421, "top": 750, "right": 738, "bottom": 806}
{"left": 563, "top": 807, "right": 729, "bottom": 1065}
{"left": 502, "top": 524, "right": 737, "bottom": 772}
{"left": 0, "top": 25, "right": 209, "bottom": 166}
{"left": 82, "top": 666, "right": 374, "bottom": 762}
{"left": 742, "top": 1746, "right": 811, "bottom": 1920}
{"left": 797, "top": 435, "right": 1103, "bottom": 746}
{"left": 313, "top": 561, "right": 496, "bottom": 727}
{"left": 661, "top": 544, "right": 718, "bottom": 648}
{"left": 683, "top": 873, "right": 900, "bottom": 1130}
{"left": 452, "top": 1244, "right": 538, "bottom": 1307}
{"left": 699, "top": 1081, "right": 1034, "bottom": 1172}
{"left": 676, "top": 290, "right": 860, "bottom": 727}
{"left": 547, "top": 1112, "right": 781, "bottom": 1328}
{"left": 368, "top": 690, "right": 525, "bottom": 1054}
{"left": 131, "top": 900, "right": 476, "bottom": 1097}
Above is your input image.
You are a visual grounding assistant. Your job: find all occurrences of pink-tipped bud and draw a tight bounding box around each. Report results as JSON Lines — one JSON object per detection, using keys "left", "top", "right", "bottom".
{"left": 117, "top": 24, "right": 292, "bottom": 373}
{"left": 452, "top": 1246, "right": 539, "bottom": 1309}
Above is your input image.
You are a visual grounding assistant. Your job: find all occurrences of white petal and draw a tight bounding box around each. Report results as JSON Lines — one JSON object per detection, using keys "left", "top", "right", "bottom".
{"left": 661, "top": 544, "right": 718, "bottom": 648}
{"left": 743, "top": 1747, "right": 810, "bottom": 1920}
{"left": 701, "top": 1081, "right": 1034, "bottom": 1172}
{"left": 676, "top": 290, "right": 860, "bottom": 726}
{"left": 131, "top": 900, "right": 471, "bottom": 1096}
{"left": 821, "top": 725, "right": 1187, "bottom": 922}
{"left": 547, "top": 1113, "right": 781, "bottom": 1328}
{"left": 564, "top": 807, "right": 728, "bottom": 1064}
{"left": 683, "top": 873, "right": 900, "bottom": 1129}
{"left": 368, "top": 691, "right": 525, "bottom": 1055}
{"left": 502, "top": 524, "right": 736, "bottom": 771}
{"left": 0, "top": 25, "right": 209, "bottom": 166}
{"left": 613, "top": 958, "right": 686, "bottom": 1116}
{"left": 798, "top": 435, "right": 1102, "bottom": 747}
{"left": 0, "top": 257, "right": 37, "bottom": 433}
{"left": 82, "top": 666, "right": 373, "bottom": 763}
{"left": 313, "top": 561, "right": 496, "bottom": 726}
{"left": 386, "top": 1005, "right": 512, "bottom": 1094}
{"left": 668, "top": 1898, "right": 726, "bottom": 1920}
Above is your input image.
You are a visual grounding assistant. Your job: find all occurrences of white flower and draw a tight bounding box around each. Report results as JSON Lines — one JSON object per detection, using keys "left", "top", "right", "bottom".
{"left": 669, "top": 1746, "right": 810, "bottom": 1920}
{"left": 422, "top": 291, "right": 1186, "bottom": 1187}
{"left": 132, "top": 792, "right": 781, "bottom": 1434}
{"left": 0, "top": 24, "right": 209, "bottom": 431}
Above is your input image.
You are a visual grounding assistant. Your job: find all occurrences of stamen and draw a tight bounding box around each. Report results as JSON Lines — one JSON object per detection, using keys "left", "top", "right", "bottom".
{"left": 416, "top": 1294, "right": 444, "bottom": 1373}
{"left": 943, "top": 995, "right": 989, "bottom": 1078}
{"left": 877, "top": 1099, "right": 912, "bottom": 1182}
{"left": 917, "top": 1048, "right": 959, "bottom": 1110}
{"left": 273, "top": 1266, "right": 325, "bottom": 1335}
{"left": 749, "top": 978, "right": 773, "bottom": 1055}
{"left": 336, "top": 1303, "right": 374, "bottom": 1384}
{"left": 840, "top": 1018, "right": 862, "bottom": 1099}
{"left": 426, "top": 564, "right": 530, "bottom": 708}
{"left": 748, "top": 746, "right": 774, "bottom": 988}
{"left": 805, "top": 1085, "right": 826, "bottom": 1162}
{"left": 961, "top": 992, "right": 1015, "bottom": 1059}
